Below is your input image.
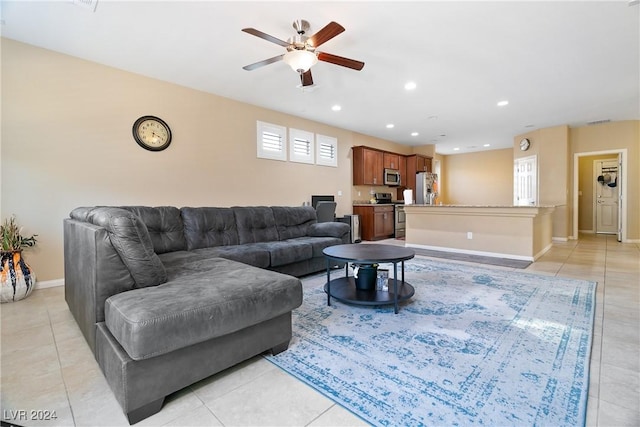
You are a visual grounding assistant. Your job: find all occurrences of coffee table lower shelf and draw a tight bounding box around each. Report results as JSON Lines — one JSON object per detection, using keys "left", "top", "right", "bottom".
{"left": 324, "top": 277, "right": 415, "bottom": 307}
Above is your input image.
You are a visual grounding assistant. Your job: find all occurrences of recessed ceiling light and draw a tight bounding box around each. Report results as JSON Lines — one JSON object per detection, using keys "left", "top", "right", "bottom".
{"left": 331, "top": 105, "right": 341, "bottom": 111}
{"left": 483, "top": 144, "right": 491, "bottom": 147}
{"left": 411, "top": 132, "right": 419, "bottom": 137}
{"left": 439, "top": 134, "right": 446, "bottom": 137}
{"left": 525, "top": 124, "right": 535, "bottom": 128}
{"left": 404, "top": 81, "right": 417, "bottom": 90}
{"left": 386, "top": 124, "right": 395, "bottom": 129}
{"left": 453, "top": 147, "right": 460, "bottom": 151}
{"left": 497, "top": 100, "right": 509, "bottom": 107}
{"left": 428, "top": 115, "right": 438, "bottom": 120}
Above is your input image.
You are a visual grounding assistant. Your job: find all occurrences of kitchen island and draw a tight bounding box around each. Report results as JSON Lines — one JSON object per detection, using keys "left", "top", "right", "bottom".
{"left": 404, "top": 205, "right": 555, "bottom": 261}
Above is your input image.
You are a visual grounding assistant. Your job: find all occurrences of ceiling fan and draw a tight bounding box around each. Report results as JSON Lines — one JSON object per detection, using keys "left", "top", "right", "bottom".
{"left": 242, "top": 19, "right": 365, "bottom": 87}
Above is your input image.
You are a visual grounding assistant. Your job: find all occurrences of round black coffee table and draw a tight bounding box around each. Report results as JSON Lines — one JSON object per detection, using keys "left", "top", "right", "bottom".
{"left": 322, "top": 244, "right": 415, "bottom": 314}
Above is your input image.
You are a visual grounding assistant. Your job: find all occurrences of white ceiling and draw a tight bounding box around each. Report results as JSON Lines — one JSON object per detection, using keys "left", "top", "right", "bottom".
{"left": 1, "top": 1, "right": 638, "bottom": 155}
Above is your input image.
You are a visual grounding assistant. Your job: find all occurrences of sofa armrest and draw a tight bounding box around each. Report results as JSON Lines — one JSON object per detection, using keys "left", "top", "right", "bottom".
{"left": 307, "top": 222, "right": 350, "bottom": 238}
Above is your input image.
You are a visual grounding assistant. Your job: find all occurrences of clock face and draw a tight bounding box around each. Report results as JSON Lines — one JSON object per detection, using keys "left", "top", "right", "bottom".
{"left": 133, "top": 116, "right": 172, "bottom": 151}
{"left": 519, "top": 138, "right": 530, "bottom": 151}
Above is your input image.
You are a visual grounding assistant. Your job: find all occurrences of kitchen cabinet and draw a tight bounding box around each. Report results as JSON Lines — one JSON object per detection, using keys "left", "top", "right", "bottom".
{"left": 383, "top": 153, "right": 401, "bottom": 170}
{"left": 398, "top": 155, "right": 407, "bottom": 188}
{"left": 353, "top": 146, "right": 384, "bottom": 185}
{"left": 405, "top": 154, "right": 433, "bottom": 194}
{"left": 353, "top": 205, "right": 394, "bottom": 241}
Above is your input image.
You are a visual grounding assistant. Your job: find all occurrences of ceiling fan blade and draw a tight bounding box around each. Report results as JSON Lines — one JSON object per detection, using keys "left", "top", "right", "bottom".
{"left": 317, "top": 52, "right": 365, "bottom": 71}
{"left": 242, "top": 28, "right": 290, "bottom": 47}
{"left": 300, "top": 70, "right": 314, "bottom": 86}
{"left": 307, "top": 21, "right": 345, "bottom": 48}
{"left": 242, "top": 54, "right": 284, "bottom": 71}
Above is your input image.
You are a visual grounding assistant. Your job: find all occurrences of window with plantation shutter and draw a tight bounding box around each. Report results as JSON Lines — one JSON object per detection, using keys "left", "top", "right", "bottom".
{"left": 257, "top": 121, "right": 286, "bottom": 161}
{"left": 316, "top": 134, "right": 338, "bottom": 167}
{"left": 289, "top": 128, "right": 314, "bottom": 164}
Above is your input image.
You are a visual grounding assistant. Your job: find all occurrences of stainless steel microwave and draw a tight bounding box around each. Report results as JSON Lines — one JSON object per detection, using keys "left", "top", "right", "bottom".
{"left": 384, "top": 168, "right": 401, "bottom": 186}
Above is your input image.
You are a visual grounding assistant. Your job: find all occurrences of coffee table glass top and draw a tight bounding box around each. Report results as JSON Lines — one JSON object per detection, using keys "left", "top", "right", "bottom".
{"left": 323, "top": 244, "right": 415, "bottom": 263}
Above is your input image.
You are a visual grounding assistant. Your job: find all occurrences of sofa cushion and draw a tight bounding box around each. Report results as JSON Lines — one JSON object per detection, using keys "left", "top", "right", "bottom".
{"left": 191, "top": 245, "right": 271, "bottom": 269}
{"left": 286, "top": 236, "right": 344, "bottom": 258}
{"left": 104, "top": 258, "right": 302, "bottom": 360}
{"left": 233, "top": 207, "right": 279, "bottom": 244}
{"left": 308, "top": 222, "right": 350, "bottom": 238}
{"left": 254, "top": 240, "right": 313, "bottom": 267}
{"left": 80, "top": 207, "right": 167, "bottom": 288}
{"left": 157, "top": 250, "right": 214, "bottom": 272}
{"left": 181, "top": 207, "right": 239, "bottom": 250}
{"left": 121, "top": 206, "right": 187, "bottom": 254}
{"left": 271, "top": 206, "right": 317, "bottom": 240}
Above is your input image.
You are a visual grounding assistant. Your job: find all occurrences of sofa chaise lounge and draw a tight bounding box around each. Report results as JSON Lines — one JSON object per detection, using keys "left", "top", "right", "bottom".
{"left": 63, "top": 205, "right": 350, "bottom": 423}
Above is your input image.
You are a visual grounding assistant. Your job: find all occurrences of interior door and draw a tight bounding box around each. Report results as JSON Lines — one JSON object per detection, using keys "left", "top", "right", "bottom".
{"left": 594, "top": 158, "right": 620, "bottom": 234}
{"left": 514, "top": 155, "right": 537, "bottom": 206}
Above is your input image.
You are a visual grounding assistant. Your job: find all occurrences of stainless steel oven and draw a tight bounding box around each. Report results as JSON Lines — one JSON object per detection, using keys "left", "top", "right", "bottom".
{"left": 394, "top": 204, "right": 406, "bottom": 239}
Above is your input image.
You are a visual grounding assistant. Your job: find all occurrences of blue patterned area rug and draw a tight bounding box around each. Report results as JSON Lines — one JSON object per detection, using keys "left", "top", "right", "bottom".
{"left": 265, "top": 258, "right": 596, "bottom": 426}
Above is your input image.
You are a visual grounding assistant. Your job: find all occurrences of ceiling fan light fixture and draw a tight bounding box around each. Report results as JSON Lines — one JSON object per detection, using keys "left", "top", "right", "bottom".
{"left": 283, "top": 49, "right": 318, "bottom": 73}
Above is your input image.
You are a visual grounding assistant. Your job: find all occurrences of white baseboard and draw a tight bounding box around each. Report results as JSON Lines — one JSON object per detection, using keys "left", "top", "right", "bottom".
{"left": 552, "top": 237, "right": 569, "bottom": 242}
{"left": 532, "top": 243, "right": 553, "bottom": 260}
{"left": 405, "top": 243, "right": 534, "bottom": 262}
{"left": 35, "top": 278, "right": 65, "bottom": 290}
{"left": 578, "top": 230, "right": 595, "bottom": 234}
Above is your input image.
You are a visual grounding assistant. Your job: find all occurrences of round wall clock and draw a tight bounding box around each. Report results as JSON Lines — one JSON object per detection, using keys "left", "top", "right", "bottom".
{"left": 519, "top": 138, "right": 531, "bottom": 151}
{"left": 132, "top": 116, "right": 172, "bottom": 151}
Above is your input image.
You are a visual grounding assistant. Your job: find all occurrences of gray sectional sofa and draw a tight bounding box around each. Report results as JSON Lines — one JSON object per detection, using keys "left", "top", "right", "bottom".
{"left": 63, "top": 205, "right": 350, "bottom": 424}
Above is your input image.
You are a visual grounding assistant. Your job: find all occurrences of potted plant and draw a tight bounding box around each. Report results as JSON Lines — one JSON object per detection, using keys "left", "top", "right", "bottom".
{"left": 1, "top": 216, "right": 38, "bottom": 303}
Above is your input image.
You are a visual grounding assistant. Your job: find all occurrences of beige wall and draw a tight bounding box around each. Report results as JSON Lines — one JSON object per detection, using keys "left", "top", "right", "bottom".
{"left": 0, "top": 39, "right": 396, "bottom": 281}
{"left": 515, "top": 125, "right": 570, "bottom": 239}
{"left": 439, "top": 121, "right": 639, "bottom": 242}
{"left": 570, "top": 120, "right": 640, "bottom": 241}
{"left": 441, "top": 148, "right": 513, "bottom": 205}
{"left": 4, "top": 39, "right": 638, "bottom": 281}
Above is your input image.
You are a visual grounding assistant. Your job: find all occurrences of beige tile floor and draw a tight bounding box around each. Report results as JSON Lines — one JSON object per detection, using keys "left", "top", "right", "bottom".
{"left": 1, "top": 233, "right": 638, "bottom": 426}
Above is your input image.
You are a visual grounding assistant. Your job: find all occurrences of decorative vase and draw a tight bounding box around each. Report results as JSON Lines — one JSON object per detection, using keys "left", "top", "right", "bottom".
{"left": 1, "top": 250, "right": 36, "bottom": 303}
{"left": 354, "top": 264, "right": 378, "bottom": 291}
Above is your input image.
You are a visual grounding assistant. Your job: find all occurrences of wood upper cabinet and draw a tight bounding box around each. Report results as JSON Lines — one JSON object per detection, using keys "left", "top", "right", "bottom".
{"left": 405, "top": 154, "right": 433, "bottom": 193}
{"left": 353, "top": 146, "right": 384, "bottom": 185}
{"left": 398, "top": 155, "right": 407, "bottom": 188}
{"left": 383, "top": 152, "right": 400, "bottom": 170}
{"left": 353, "top": 205, "right": 394, "bottom": 241}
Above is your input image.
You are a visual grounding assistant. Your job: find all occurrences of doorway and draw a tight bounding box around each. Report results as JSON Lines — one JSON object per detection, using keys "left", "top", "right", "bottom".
{"left": 593, "top": 158, "right": 620, "bottom": 234}
{"left": 573, "top": 149, "right": 627, "bottom": 242}
{"left": 514, "top": 155, "right": 537, "bottom": 206}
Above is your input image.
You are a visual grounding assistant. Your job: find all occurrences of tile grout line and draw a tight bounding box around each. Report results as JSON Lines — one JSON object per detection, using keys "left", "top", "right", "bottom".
{"left": 560, "top": 237, "right": 602, "bottom": 426}
{"left": 182, "top": 385, "right": 226, "bottom": 427}
{"left": 594, "top": 236, "right": 610, "bottom": 426}
{"left": 47, "top": 300, "right": 78, "bottom": 427}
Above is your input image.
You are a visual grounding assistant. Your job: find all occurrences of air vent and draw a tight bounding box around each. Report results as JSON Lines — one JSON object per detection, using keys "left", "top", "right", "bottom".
{"left": 587, "top": 119, "right": 611, "bottom": 126}
{"left": 72, "top": 0, "right": 98, "bottom": 12}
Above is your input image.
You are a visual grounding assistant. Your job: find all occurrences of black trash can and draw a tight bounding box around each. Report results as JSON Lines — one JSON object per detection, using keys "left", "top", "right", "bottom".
{"left": 355, "top": 265, "right": 378, "bottom": 291}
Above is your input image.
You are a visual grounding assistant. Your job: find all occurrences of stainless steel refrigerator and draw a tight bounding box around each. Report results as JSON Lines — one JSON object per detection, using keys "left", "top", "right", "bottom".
{"left": 416, "top": 172, "right": 438, "bottom": 205}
